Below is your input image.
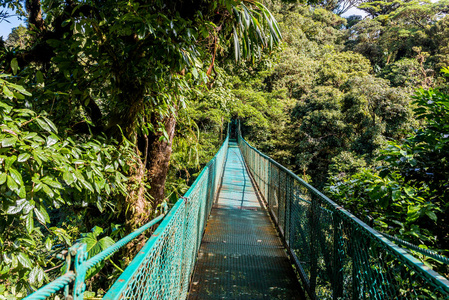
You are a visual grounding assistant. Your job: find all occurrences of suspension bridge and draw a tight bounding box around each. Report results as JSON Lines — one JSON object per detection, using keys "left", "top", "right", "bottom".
{"left": 26, "top": 124, "right": 449, "bottom": 299}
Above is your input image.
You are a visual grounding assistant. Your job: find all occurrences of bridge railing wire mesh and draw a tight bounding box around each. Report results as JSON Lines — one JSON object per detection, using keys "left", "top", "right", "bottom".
{"left": 237, "top": 132, "right": 449, "bottom": 299}
{"left": 103, "top": 135, "right": 229, "bottom": 300}
{"left": 25, "top": 134, "right": 229, "bottom": 300}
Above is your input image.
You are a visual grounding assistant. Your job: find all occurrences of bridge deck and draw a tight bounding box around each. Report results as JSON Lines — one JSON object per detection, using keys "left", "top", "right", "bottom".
{"left": 188, "top": 142, "right": 303, "bottom": 299}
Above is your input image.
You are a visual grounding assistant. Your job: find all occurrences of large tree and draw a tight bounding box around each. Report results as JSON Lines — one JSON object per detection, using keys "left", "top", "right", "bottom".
{"left": 0, "top": 0, "right": 288, "bottom": 296}
{"left": 0, "top": 0, "right": 284, "bottom": 231}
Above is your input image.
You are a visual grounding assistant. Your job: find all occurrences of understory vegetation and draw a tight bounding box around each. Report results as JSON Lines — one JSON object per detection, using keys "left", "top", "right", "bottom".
{"left": 1, "top": 0, "right": 449, "bottom": 297}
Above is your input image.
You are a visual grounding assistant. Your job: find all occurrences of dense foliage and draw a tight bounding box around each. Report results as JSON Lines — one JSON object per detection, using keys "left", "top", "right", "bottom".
{"left": 1, "top": 0, "right": 449, "bottom": 297}
{"left": 0, "top": 0, "right": 286, "bottom": 297}
{"left": 201, "top": 0, "right": 449, "bottom": 277}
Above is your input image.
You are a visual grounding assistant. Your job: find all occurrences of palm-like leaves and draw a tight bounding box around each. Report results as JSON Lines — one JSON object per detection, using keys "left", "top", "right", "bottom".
{"left": 232, "top": 1, "right": 282, "bottom": 62}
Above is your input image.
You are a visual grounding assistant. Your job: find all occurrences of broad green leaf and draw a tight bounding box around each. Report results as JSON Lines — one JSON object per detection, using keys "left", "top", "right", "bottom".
{"left": 22, "top": 132, "right": 37, "bottom": 140}
{"left": 404, "top": 186, "right": 415, "bottom": 197}
{"left": 13, "top": 90, "right": 25, "bottom": 100}
{"left": 8, "top": 82, "right": 32, "bottom": 96}
{"left": 9, "top": 168, "right": 23, "bottom": 185}
{"left": 41, "top": 183, "right": 55, "bottom": 198}
{"left": 11, "top": 58, "right": 18, "bottom": 75}
{"left": 425, "top": 211, "right": 437, "bottom": 222}
{"left": 20, "top": 238, "right": 36, "bottom": 247}
{"left": 18, "top": 153, "right": 31, "bottom": 162}
{"left": 2, "top": 136, "right": 17, "bottom": 147}
{"left": 22, "top": 203, "right": 34, "bottom": 215}
{"left": 17, "top": 252, "right": 32, "bottom": 269}
{"left": 36, "top": 70, "right": 44, "bottom": 84}
{"left": 391, "top": 189, "right": 401, "bottom": 201}
{"left": 63, "top": 171, "right": 75, "bottom": 185}
{"left": 0, "top": 173, "right": 6, "bottom": 185}
{"left": 3, "top": 85, "right": 14, "bottom": 99}
{"left": 97, "top": 236, "right": 115, "bottom": 250}
{"left": 4, "top": 156, "right": 17, "bottom": 170}
{"left": 26, "top": 212, "right": 34, "bottom": 233}
{"left": 18, "top": 185, "right": 26, "bottom": 198}
{"left": 96, "top": 198, "right": 104, "bottom": 212}
{"left": 92, "top": 226, "right": 103, "bottom": 237}
{"left": 34, "top": 207, "right": 46, "bottom": 224}
{"left": 41, "top": 176, "right": 63, "bottom": 189}
{"left": 7, "top": 175, "right": 18, "bottom": 191}
{"left": 6, "top": 199, "right": 27, "bottom": 214}
{"left": 29, "top": 265, "right": 39, "bottom": 285}
{"left": 39, "top": 204, "right": 50, "bottom": 223}
{"left": 42, "top": 117, "right": 58, "bottom": 134}
{"left": 45, "top": 237, "right": 52, "bottom": 252}
{"left": 35, "top": 118, "right": 53, "bottom": 133}
{"left": 0, "top": 101, "right": 12, "bottom": 113}
{"left": 46, "top": 134, "right": 59, "bottom": 147}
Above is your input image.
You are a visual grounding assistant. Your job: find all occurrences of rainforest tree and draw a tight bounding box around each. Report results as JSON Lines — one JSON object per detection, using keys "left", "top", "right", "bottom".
{"left": 0, "top": 0, "right": 288, "bottom": 296}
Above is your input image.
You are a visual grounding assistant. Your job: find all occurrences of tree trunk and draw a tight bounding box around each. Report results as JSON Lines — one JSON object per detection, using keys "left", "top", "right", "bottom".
{"left": 146, "top": 114, "right": 177, "bottom": 206}
{"left": 26, "top": 0, "right": 45, "bottom": 31}
{"left": 123, "top": 113, "right": 177, "bottom": 231}
{"left": 123, "top": 113, "right": 176, "bottom": 258}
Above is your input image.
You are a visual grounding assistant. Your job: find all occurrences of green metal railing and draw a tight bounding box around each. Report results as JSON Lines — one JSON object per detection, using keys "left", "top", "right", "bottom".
{"left": 237, "top": 131, "right": 449, "bottom": 299}
{"left": 25, "top": 135, "right": 229, "bottom": 300}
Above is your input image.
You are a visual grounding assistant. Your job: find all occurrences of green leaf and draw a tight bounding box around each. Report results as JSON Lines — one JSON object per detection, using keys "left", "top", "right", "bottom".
{"left": 22, "top": 132, "right": 38, "bottom": 140}
{"left": 17, "top": 252, "right": 32, "bottom": 269}
{"left": 13, "top": 90, "right": 25, "bottom": 99}
{"left": 46, "top": 134, "right": 59, "bottom": 147}
{"left": 35, "top": 118, "right": 53, "bottom": 133}
{"left": 9, "top": 168, "right": 23, "bottom": 185}
{"left": 84, "top": 291, "right": 96, "bottom": 298}
{"left": 407, "top": 205, "right": 421, "bottom": 222}
{"left": 18, "top": 153, "right": 31, "bottom": 162}
{"left": 233, "top": 26, "right": 240, "bottom": 62}
{"left": 45, "top": 237, "right": 52, "bottom": 252}
{"left": 39, "top": 204, "right": 50, "bottom": 223}
{"left": 63, "top": 171, "right": 75, "bottom": 185}
{"left": 391, "top": 189, "right": 401, "bottom": 201}
{"left": 42, "top": 117, "right": 58, "bottom": 134}
{"left": 41, "top": 183, "right": 55, "bottom": 198}
{"left": 18, "top": 185, "right": 26, "bottom": 198}
{"left": 34, "top": 207, "right": 46, "bottom": 224}
{"left": 11, "top": 58, "right": 19, "bottom": 75}
{"left": 29, "top": 265, "right": 39, "bottom": 285}
{"left": 6, "top": 199, "right": 27, "bottom": 214}
{"left": 425, "top": 211, "right": 437, "bottom": 222}
{"left": 26, "top": 212, "right": 34, "bottom": 233}
{"left": 91, "top": 226, "right": 103, "bottom": 237}
{"left": 23, "top": 203, "right": 34, "bottom": 215}
{"left": 8, "top": 82, "right": 32, "bottom": 96}
{"left": 7, "top": 175, "right": 18, "bottom": 191}
{"left": 0, "top": 173, "right": 7, "bottom": 185}
{"left": 36, "top": 70, "right": 44, "bottom": 84}
{"left": 4, "top": 156, "right": 17, "bottom": 170}
{"left": 41, "top": 176, "right": 63, "bottom": 189}
{"left": 3, "top": 85, "right": 14, "bottom": 99}
{"left": 2, "top": 136, "right": 18, "bottom": 147}
{"left": 404, "top": 186, "right": 415, "bottom": 197}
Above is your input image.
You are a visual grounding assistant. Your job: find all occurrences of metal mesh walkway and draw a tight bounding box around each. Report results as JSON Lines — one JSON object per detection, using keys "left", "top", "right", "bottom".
{"left": 188, "top": 142, "right": 303, "bottom": 299}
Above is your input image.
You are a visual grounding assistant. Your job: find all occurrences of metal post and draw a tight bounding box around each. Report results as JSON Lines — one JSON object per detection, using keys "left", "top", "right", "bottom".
{"left": 333, "top": 215, "right": 344, "bottom": 299}
{"left": 309, "top": 194, "right": 319, "bottom": 299}
{"left": 285, "top": 175, "right": 292, "bottom": 244}
{"left": 72, "top": 243, "right": 87, "bottom": 300}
